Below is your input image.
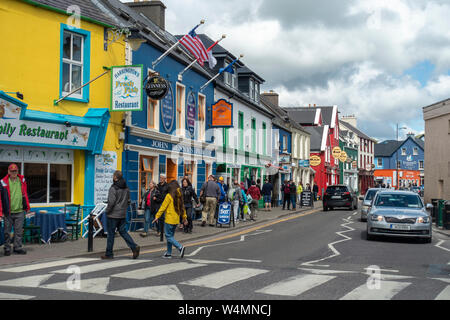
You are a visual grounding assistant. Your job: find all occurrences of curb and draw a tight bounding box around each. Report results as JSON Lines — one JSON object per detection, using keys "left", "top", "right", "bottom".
{"left": 432, "top": 226, "right": 450, "bottom": 238}
{"left": 68, "top": 206, "right": 322, "bottom": 259}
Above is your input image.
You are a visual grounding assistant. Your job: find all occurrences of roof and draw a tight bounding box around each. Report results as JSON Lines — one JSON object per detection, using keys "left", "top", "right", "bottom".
{"left": 304, "top": 126, "right": 325, "bottom": 152}
{"left": 284, "top": 108, "right": 318, "bottom": 125}
{"left": 339, "top": 120, "right": 375, "bottom": 141}
{"left": 375, "top": 137, "right": 424, "bottom": 157}
{"left": 284, "top": 106, "right": 338, "bottom": 128}
{"left": 27, "top": 0, "right": 118, "bottom": 27}
{"left": 237, "top": 66, "right": 265, "bottom": 83}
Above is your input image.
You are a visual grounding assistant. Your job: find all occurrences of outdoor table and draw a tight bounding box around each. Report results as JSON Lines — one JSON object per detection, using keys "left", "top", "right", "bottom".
{"left": 34, "top": 210, "right": 67, "bottom": 244}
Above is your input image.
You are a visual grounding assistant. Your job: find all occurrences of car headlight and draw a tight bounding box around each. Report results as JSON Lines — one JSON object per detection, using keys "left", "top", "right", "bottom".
{"left": 417, "top": 216, "right": 430, "bottom": 224}
{"left": 370, "top": 215, "right": 384, "bottom": 222}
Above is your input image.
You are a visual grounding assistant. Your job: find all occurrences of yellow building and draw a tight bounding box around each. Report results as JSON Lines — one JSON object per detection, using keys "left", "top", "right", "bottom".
{"left": 0, "top": 0, "right": 130, "bottom": 217}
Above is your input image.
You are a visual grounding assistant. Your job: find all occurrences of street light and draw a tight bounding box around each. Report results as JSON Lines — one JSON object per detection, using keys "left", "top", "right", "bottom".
{"left": 396, "top": 123, "right": 407, "bottom": 190}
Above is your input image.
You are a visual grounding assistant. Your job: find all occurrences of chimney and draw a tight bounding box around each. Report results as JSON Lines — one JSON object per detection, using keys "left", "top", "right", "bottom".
{"left": 127, "top": 0, "right": 166, "bottom": 30}
{"left": 261, "top": 90, "right": 279, "bottom": 107}
{"left": 341, "top": 115, "right": 357, "bottom": 128}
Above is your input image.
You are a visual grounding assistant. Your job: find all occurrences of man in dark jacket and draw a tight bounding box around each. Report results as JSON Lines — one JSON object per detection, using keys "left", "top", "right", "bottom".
{"left": 101, "top": 170, "right": 139, "bottom": 260}
{"left": 282, "top": 181, "right": 291, "bottom": 210}
{"left": 262, "top": 179, "right": 273, "bottom": 211}
{"left": 154, "top": 174, "right": 169, "bottom": 235}
{"left": 289, "top": 180, "right": 297, "bottom": 210}
{"left": 140, "top": 181, "right": 160, "bottom": 237}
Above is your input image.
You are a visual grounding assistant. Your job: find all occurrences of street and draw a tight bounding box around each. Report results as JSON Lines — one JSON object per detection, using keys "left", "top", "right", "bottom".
{"left": 0, "top": 207, "right": 448, "bottom": 300}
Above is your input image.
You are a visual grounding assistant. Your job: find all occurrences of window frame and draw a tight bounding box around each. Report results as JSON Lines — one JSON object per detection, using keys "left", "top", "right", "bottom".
{"left": 60, "top": 24, "right": 91, "bottom": 103}
{"left": 262, "top": 122, "right": 267, "bottom": 155}
{"left": 139, "top": 155, "right": 154, "bottom": 204}
{"left": 419, "top": 160, "right": 424, "bottom": 169}
{"left": 413, "top": 147, "right": 418, "bottom": 155}
{"left": 198, "top": 93, "right": 206, "bottom": 142}
{"left": 176, "top": 82, "right": 186, "bottom": 136}
{"left": 401, "top": 148, "right": 406, "bottom": 156}
{"left": 238, "top": 112, "right": 244, "bottom": 151}
{"left": 251, "top": 118, "right": 256, "bottom": 153}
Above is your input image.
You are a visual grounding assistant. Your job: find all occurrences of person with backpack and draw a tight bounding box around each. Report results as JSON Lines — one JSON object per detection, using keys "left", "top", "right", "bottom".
{"left": 247, "top": 181, "right": 261, "bottom": 221}
{"left": 282, "top": 180, "right": 291, "bottom": 210}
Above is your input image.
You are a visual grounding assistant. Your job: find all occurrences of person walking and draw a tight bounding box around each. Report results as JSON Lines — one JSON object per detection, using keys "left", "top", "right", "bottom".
{"left": 1, "top": 164, "right": 30, "bottom": 255}
{"left": 200, "top": 175, "right": 220, "bottom": 227}
{"left": 247, "top": 181, "right": 261, "bottom": 221}
{"left": 305, "top": 183, "right": 311, "bottom": 192}
{"left": 140, "top": 181, "right": 160, "bottom": 238}
{"left": 154, "top": 174, "right": 169, "bottom": 236}
{"left": 262, "top": 179, "right": 273, "bottom": 211}
{"left": 297, "top": 182, "right": 303, "bottom": 207}
{"left": 230, "top": 180, "right": 243, "bottom": 224}
{"left": 181, "top": 178, "right": 199, "bottom": 233}
{"left": 289, "top": 180, "right": 297, "bottom": 210}
{"left": 152, "top": 180, "right": 188, "bottom": 259}
{"left": 102, "top": 170, "right": 140, "bottom": 260}
{"left": 313, "top": 183, "right": 319, "bottom": 201}
{"left": 282, "top": 180, "right": 291, "bottom": 210}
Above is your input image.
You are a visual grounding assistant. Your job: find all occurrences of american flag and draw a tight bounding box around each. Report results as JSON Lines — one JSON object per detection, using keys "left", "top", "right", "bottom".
{"left": 179, "top": 28, "right": 209, "bottom": 67}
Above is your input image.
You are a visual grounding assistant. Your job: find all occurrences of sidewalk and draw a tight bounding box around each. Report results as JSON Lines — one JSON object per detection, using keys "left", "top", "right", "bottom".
{"left": 0, "top": 204, "right": 322, "bottom": 266}
{"left": 433, "top": 226, "right": 450, "bottom": 238}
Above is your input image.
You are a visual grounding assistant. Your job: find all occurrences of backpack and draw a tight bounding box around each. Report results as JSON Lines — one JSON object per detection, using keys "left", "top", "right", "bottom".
{"left": 284, "top": 185, "right": 290, "bottom": 194}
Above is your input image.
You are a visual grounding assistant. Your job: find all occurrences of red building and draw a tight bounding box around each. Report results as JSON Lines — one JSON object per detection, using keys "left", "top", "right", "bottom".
{"left": 285, "top": 106, "right": 340, "bottom": 197}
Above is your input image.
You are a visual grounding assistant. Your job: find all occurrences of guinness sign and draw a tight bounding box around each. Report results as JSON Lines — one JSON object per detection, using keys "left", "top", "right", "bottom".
{"left": 145, "top": 76, "right": 169, "bottom": 100}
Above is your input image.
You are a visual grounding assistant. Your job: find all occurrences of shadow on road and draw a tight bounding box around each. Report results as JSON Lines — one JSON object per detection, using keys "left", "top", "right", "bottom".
{"left": 360, "top": 231, "right": 431, "bottom": 245}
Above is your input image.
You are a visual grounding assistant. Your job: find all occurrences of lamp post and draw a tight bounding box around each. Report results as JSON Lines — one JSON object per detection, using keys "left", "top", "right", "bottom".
{"left": 396, "top": 123, "right": 407, "bottom": 190}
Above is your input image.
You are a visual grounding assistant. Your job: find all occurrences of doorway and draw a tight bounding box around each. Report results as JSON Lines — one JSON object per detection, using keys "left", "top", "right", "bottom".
{"left": 167, "top": 159, "right": 177, "bottom": 183}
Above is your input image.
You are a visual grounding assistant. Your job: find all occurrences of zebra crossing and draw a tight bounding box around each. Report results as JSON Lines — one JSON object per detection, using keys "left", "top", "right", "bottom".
{"left": 0, "top": 257, "right": 448, "bottom": 300}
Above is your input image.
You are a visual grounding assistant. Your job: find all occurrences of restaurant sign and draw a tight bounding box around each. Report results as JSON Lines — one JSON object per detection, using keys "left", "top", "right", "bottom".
{"left": 211, "top": 99, "right": 233, "bottom": 128}
{"left": 310, "top": 155, "right": 321, "bottom": 167}
{"left": 186, "top": 91, "right": 196, "bottom": 138}
{"left": 161, "top": 82, "right": 175, "bottom": 133}
{"left": 332, "top": 146, "right": 342, "bottom": 158}
{"left": 111, "top": 65, "right": 143, "bottom": 112}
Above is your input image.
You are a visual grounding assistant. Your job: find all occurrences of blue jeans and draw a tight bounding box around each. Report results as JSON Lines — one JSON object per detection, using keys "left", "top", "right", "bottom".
{"left": 165, "top": 224, "right": 182, "bottom": 255}
{"left": 143, "top": 208, "right": 155, "bottom": 233}
{"left": 263, "top": 195, "right": 271, "bottom": 204}
{"left": 105, "top": 218, "right": 138, "bottom": 257}
{"left": 290, "top": 194, "right": 296, "bottom": 209}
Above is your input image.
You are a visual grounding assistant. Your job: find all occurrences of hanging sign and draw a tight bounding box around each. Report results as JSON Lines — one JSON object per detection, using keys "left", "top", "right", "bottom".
{"left": 339, "top": 151, "right": 348, "bottom": 162}
{"left": 145, "top": 75, "right": 168, "bottom": 100}
{"left": 299, "top": 160, "right": 310, "bottom": 167}
{"left": 332, "top": 146, "right": 342, "bottom": 159}
{"left": 186, "top": 92, "right": 196, "bottom": 138}
{"left": 161, "top": 82, "right": 175, "bottom": 133}
{"left": 310, "top": 155, "right": 321, "bottom": 167}
{"left": 211, "top": 99, "right": 233, "bottom": 127}
{"left": 111, "top": 65, "right": 143, "bottom": 111}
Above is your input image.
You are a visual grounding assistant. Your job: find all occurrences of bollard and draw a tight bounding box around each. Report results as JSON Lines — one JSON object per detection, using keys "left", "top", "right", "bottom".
{"left": 88, "top": 214, "right": 94, "bottom": 252}
{"left": 437, "top": 200, "right": 445, "bottom": 228}
{"left": 159, "top": 218, "right": 164, "bottom": 242}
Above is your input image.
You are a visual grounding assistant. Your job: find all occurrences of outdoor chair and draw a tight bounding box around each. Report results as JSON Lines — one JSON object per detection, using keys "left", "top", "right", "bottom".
{"left": 129, "top": 201, "right": 144, "bottom": 232}
{"left": 23, "top": 214, "right": 41, "bottom": 244}
{"left": 65, "top": 204, "right": 81, "bottom": 240}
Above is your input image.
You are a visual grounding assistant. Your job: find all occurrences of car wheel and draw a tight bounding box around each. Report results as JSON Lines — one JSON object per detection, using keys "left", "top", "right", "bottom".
{"left": 366, "top": 227, "right": 374, "bottom": 241}
{"left": 423, "top": 236, "right": 432, "bottom": 244}
{"left": 329, "top": 207, "right": 333, "bottom": 211}
{"left": 323, "top": 205, "right": 328, "bottom": 211}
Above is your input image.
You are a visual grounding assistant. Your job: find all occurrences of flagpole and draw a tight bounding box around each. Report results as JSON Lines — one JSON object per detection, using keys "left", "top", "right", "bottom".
{"left": 178, "top": 34, "right": 226, "bottom": 81}
{"left": 152, "top": 19, "right": 205, "bottom": 70}
{"left": 200, "top": 54, "right": 243, "bottom": 92}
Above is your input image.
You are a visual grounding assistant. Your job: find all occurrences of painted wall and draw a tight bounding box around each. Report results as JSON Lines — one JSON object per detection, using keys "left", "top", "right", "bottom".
{"left": 374, "top": 138, "right": 424, "bottom": 170}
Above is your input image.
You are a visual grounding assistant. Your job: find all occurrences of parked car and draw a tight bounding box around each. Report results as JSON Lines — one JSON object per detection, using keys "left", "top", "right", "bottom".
{"left": 366, "top": 190, "right": 432, "bottom": 243}
{"left": 358, "top": 188, "right": 381, "bottom": 222}
{"left": 323, "top": 185, "right": 358, "bottom": 211}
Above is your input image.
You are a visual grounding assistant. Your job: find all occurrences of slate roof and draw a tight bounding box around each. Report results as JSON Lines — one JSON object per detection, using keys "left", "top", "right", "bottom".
{"left": 339, "top": 120, "right": 375, "bottom": 141}
{"left": 304, "top": 126, "right": 325, "bottom": 152}
{"left": 285, "top": 106, "right": 336, "bottom": 127}
{"left": 29, "top": 0, "right": 118, "bottom": 27}
{"left": 375, "top": 137, "right": 425, "bottom": 157}
{"left": 284, "top": 108, "right": 317, "bottom": 125}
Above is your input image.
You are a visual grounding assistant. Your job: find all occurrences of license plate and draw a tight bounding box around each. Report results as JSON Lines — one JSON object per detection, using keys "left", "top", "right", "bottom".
{"left": 390, "top": 224, "right": 411, "bottom": 230}
{"left": 331, "top": 196, "right": 341, "bottom": 199}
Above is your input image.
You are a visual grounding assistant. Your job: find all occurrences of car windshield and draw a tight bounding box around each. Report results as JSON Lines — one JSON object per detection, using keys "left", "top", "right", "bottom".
{"left": 327, "top": 186, "right": 348, "bottom": 193}
{"left": 365, "top": 190, "right": 378, "bottom": 201}
{"left": 374, "top": 194, "right": 423, "bottom": 208}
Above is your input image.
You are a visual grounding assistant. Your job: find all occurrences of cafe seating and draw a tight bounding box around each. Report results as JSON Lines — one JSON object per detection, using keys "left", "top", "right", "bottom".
{"left": 23, "top": 214, "right": 41, "bottom": 244}
{"left": 65, "top": 204, "right": 81, "bottom": 240}
{"left": 129, "top": 201, "right": 144, "bottom": 232}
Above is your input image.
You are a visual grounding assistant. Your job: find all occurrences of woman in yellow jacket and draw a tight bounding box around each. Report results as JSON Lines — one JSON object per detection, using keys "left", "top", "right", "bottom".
{"left": 152, "top": 180, "right": 188, "bottom": 258}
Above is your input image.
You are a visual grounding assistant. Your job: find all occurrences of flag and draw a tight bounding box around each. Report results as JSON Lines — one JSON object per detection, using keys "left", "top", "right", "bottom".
{"left": 207, "top": 49, "right": 217, "bottom": 69}
{"left": 179, "top": 27, "right": 209, "bottom": 67}
{"left": 219, "top": 57, "right": 239, "bottom": 74}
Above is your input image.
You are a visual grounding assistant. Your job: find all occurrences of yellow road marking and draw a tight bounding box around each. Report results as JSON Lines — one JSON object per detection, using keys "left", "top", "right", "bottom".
{"left": 118, "top": 208, "right": 322, "bottom": 257}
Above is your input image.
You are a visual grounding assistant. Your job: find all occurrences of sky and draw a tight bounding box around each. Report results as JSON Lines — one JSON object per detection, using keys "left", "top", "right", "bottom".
{"left": 124, "top": 0, "right": 450, "bottom": 141}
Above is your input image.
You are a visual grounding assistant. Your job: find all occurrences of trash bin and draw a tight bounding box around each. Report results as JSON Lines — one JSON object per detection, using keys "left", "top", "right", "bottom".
{"left": 444, "top": 201, "right": 450, "bottom": 230}
{"left": 436, "top": 199, "right": 445, "bottom": 228}
{"left": 431, "top": 198, "right": 441, "bottom": 222}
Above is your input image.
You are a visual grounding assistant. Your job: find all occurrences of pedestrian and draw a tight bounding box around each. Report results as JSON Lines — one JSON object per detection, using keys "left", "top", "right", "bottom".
{"left": 297, "top": 182, "right": 303, "bottom": 207}
{"left": 200, "top": 175, "right": 220, "bottom": 227}
{"left": 102, "top": 170, "right": 140, "bottom": 260}
{"left": 262, "top": 179, "right": 273, "bottom": 211}
{"left": 154, "top": 174, "right": 169, "bottom": 236}
{"left": 305, "top": 183, "right": 311, "bottom": 192}
{"left": 1, "top": 164, "right": 30, "bottom": 255}
{"left": 256, "top": 178, "right": 262, "bottom": 194}
{"left": 230, "top": 180, "right": 243, "bottom": 223}
{"left": 313, "top": 183, "right": 319, "bottom": 201}
{"left": 140, "top": 181, "right": 160, "bottom": 237}
{"left": 152, "top": 180, "right": 188, "bottom": 259}
{"left": 217, "top": 177, "right": 227, "bottom": 204}
{"left": 247, "top": 181, "right": 261, "bottom": 221}
{"left": 289, "top": 180, "right": 297, "bottom": 210}
{"left": 181, "top": 177, "right": 199, "bottom": 233}
{"left": 282, "top": 180, "right": 291, "bottom": 210}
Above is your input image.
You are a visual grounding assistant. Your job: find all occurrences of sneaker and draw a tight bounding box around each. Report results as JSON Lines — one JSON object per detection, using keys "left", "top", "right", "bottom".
{"left": 4, "top": 250, "right": 11, "bottom": 256}
{"left": 140, "top": 232, "right": 148, "bottom": 238}
{"left": 101, "top": 255, "right": 114, "bottom": 260}
{"left": 13, "top": 249, "right": 27, "bottom": 255}
{"left": 163, "top": 253, "right": 172, "bottom": 259}
{"left": 180, "top": 246, "right": 186, "bottom": 259}
{"left": 132, "top": 246, "right": 140, "bottom": 259}
{"left": 201, "top": 221, "right": 206, "bottom": 227}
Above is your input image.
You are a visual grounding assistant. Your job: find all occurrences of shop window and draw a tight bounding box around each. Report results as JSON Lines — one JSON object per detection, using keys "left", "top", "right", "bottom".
{"left": 139, "top": 156, "right": 154, "bottom": 203}
{"left": 377, "top": 158, "right": 382, "bottom": 167}
{"left": 25, "top": 163, "right": 48, "bottom": 204}
{"left": 198, "top": 94, "right": 206, "bottom": 141}
{"left": 50, "top": 164, "right": 72, "bottom": 202}
{"left": 60, "top": 24, "right": 90, "bottom": 102}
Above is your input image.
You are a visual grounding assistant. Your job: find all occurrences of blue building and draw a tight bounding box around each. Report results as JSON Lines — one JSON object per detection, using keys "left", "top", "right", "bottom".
{"left": 374, "top": 134, "right": 425, "bottom": 188}
{"left": 105, "top": 1, "right": 216, "bottom": 204}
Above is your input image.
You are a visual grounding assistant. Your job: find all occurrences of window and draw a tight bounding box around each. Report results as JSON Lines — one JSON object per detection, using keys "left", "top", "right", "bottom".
{"left": 176, "top": 83, "right": 185, "bottom": 136}
{"left": 184, "top": 161, "right": 195, "bottom": 186}
{"left": 231, "top": 68, "right": 237, "bottom": 89}
{"left": 223, "top": 127, "right": 229, "bottom": 148}
{"left": 148, "top": 98, "right": 158, "bottom": 129}
{"left": 413, "top": 147, "right": 418, "bottom": 155}
{"left": 262, "top": 122, "right": 267, "bottom": 155}
{"left": 282, "top": 135, "right": 288, "bottom": 153}
{"left": 397, "top": 160, "right": 401, "bottom": 169}
{"left": 419, "top": 161, "right": 424, "bottom": 169}
{"left": 139, "top": 156, "right": 154, "bottom": 203}
{"left": 401, "top": 148, "right": 406, "bottom": 155}
{"left": 60, "top": 24, "right": 90, "bottom": 102}
{"left": 249, "top": 79, "right": 254, "bottom": 100}
{"left": 238, "top": 112, "right": 244, "bottom": 150}
{"left": 224, "top": 60, "right": 231, "bottom": 85}
{"left": 198, "top": 94, "right": 206, "bottom": 141}
{"left": 252, "top": 118, "right": 256, "bottom": 152}
{"left": 50, "top": 164, "right": 72, "bottom": 202}
{"left": 255, "top": 83, "right": 260, "bottom": 102}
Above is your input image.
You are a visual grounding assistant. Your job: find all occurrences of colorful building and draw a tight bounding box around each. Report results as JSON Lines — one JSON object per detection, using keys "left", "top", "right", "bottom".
{"left": 374, "top": 134, "right": 425, "bottom": 189}
{"left": 0, "top": 0, "right": 127, "bottom": 214}
{"left": 339, "top": 130, "right": 359, "bottom": 193}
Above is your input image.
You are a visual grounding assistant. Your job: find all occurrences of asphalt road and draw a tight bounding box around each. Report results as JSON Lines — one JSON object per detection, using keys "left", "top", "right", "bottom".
{"left": 0, "top": 207, "right": 449, "bottom": 300}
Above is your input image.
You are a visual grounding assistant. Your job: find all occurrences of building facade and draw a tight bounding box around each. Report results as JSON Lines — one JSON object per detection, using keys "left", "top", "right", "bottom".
{"left": 339, "top": 130, "right": 359, "bottom": 193}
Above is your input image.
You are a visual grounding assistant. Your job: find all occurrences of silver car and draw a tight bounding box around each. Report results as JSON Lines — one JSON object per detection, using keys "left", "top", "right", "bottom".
{"left": 359, "top": 188, "right": 381, "bottom": 221}
{"left": 366, "top": 190, "right": 432, "bottom": 243}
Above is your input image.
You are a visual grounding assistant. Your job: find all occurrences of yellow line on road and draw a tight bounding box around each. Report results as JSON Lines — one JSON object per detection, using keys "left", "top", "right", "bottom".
{"left": 118, "top": 208, "right": 322, "bottom": 257}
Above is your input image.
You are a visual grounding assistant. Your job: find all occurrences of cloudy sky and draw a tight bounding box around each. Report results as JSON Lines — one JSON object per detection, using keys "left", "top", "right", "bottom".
{"left": 130, "top": 0, "right": 450, "bottom": 141}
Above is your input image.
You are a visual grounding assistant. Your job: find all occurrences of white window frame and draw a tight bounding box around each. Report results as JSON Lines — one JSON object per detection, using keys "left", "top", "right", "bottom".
{"left": 147, "top": 68, "right": 160, "bottom": 131}
{"left": 62, "top": 31, "right": 84, "bottom": 99}
{"left": 401, "top": 148, "right": 406, "bottom": 156}
{"left": 198, "top": 93, "right": 206, "bottom": 142}
{"left": 224, "top": 60, "right": 231, "bottom": 86}
{"left": 249, "top": 78, "right": 254, "bottom": 100}
{"left": 377, "top": 158, "right": 382, "bottom": 167}
{"left": 231, "top": 67, "right": 237, "bottom": 89}
{"left": 176, "top": 82, "right": 186, "bottom": 137}
{"left": 413, "top": 147, "right": 418, "bottom": 155}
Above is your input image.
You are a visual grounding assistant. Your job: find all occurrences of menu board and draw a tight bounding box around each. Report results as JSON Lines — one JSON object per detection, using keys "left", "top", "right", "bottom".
{"left": 300, "top": 191, "right": 314, "bottom": 207}
{"left": 94, "top": 151, "right": 118, "bottom": 204}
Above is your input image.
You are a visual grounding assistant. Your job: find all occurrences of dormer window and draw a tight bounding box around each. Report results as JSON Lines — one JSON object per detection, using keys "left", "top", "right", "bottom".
{"left": 255, "top": 82, "right": 260, "bottom": 102}
{"left": 224, "top": 60, "right": 231, "bottom": 86}
{"left": 249, "top": 78, "right": 254, "bottom": 100}
{"left": 231, "top": 69, "right": 237, "bottom": 88}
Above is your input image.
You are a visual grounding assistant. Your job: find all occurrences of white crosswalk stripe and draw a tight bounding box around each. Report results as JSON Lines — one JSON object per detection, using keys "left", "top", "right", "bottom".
{"left": 256, "top": 274, "right": 336, "bottom": 297}
{"left": 106, "top": 285, "right": 183, "bottom": 300}
{"left": 0, "top": 275, "right": 53, "bottom": 288}
{"left": 180, "top": 268, "right": 269, "bottom": 289}
{"left": 41, "top": 277, "right": 110, "bottom": 294}
{"left": 51, "top": 259, "right": 149, "bottom": 275}
{"left": 340, "top": 280, "right": 411, "bottom": 300}
{"left": 435, "top": 285, "right": 450, "bottom": 300}
{"left": 112, "top": 262, "right": 207, "bottom": 280}
{"left": 1, "top": 258, "right": 98, "bottom": 273}
{"left": 0, "top": 292, "right": 35, "bottom": 300}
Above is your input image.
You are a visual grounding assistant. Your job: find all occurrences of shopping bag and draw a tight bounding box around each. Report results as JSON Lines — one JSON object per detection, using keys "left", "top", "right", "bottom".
{"left": 243, "top": 204, "right": 249, "bottom": 215}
